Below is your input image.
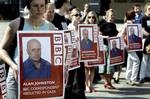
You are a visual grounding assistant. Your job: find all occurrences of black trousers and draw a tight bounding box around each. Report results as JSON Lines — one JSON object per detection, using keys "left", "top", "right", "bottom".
{"left": 64, "top": 62, "right": 86, "bottom": 99}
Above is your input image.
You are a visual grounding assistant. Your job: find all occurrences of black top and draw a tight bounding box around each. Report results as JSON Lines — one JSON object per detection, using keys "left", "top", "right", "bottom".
{"left": 142, "top": 15, "right": 150, "bottom": 34}
{"left": 143, "top": 35, "right": 150, "bottom": 54}
{"left": 98, "top": 19, "right": 107, "bottom": 28}
{"left": 141, "top": 15, "right": 150, "bottom": 54}
{"left": 52, "top": 13, "right": 70, "bottom": 30}
{"left": 100, "top": 22, "right": 118, "bottom": 37}
{"left": 99, "top": 19, "right": 118, "bottom": 45}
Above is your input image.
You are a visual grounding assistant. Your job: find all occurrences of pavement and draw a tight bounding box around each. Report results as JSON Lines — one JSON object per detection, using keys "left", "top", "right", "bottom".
{"left": 86, "top": 68, "right": 150, "bottom": 99}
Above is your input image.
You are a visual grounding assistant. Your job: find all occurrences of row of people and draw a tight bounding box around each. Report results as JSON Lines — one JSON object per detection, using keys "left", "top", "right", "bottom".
{"left": 0, "top": 0, "right": 150, "bottom": 99}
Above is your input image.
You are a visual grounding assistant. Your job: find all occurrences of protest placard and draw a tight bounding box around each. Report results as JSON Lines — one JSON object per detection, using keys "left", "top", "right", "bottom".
{"left": 18, "top": 31, "right": 64, "bottom": 99}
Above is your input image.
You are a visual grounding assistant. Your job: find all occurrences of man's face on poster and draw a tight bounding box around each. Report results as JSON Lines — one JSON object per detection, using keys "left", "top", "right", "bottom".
{"left": 83, "top": 29, "right": 89, "bottom": 41}
{"left": 130, "top": 27, "right": 135, "bottom": 36}
{"left": 27, "top": 40, "right": 41, "bottom": 62}
{"left": 112, "top": 40, "right": 117, "bottom": 49}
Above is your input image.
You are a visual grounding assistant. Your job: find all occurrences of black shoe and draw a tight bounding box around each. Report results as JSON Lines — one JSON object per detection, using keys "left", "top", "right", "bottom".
{"left": 140, "top": 79, "right": 145, "bottom": 84}
{"left": 113, "top": 78, "right": 119, "bottom": 84}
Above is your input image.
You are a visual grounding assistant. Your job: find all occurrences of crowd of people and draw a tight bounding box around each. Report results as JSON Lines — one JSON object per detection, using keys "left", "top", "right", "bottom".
{"left": 0, "top": 0, "right": 150, "bottom": 99}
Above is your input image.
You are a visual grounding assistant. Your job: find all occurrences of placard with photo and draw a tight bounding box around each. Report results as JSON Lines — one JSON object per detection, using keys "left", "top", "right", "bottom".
{"left": 18, "top": 31, "right": 64, "bottom": 99}
{"left": 88, "top": 35, "right": 105, "bottom": 67}
{"left": 127, "top": 24, "right": 142, "bottom": 51}
{"left": 78, "top": 24, "right": 99, "bottom": 61}
{"left": 64, "top": 30, "right": 80, "bottom": 70}
{"left": 109, "top": 37, "right": 124, "bottom": 66}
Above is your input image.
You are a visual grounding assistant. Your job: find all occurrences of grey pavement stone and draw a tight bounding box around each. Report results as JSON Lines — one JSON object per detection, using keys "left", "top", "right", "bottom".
{"left": 86, "top": 68, "right": 150, "bottom": 99}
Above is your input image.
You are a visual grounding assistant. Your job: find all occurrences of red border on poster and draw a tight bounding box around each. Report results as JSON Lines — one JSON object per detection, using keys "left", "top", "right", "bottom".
{"left": 127, "top": 24, "right": 142, "bottom": 51}
{"left": 18, "top": 31, "right": 64, "bottom": 99}
{"left": 78, "top": 24, "right": 99, "bottom": 61}
{"left": 109, "top": 37, "right": 124, "bottom": 66}
{"left": 88, "top": 35, "right": 105, "bottom": 67}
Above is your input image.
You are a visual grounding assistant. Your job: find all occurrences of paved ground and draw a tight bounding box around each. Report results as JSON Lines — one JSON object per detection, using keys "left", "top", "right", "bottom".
{"left": 86, "top": 68, "right": 150, "bottom": 99}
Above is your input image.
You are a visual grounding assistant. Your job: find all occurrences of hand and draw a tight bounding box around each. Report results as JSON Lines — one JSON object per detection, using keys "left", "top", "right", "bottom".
{"left": 12, "top": 64, "right": 18, "bottom": 82}
{"left": 146, "top": 45, "right": 150, "bottom": 54}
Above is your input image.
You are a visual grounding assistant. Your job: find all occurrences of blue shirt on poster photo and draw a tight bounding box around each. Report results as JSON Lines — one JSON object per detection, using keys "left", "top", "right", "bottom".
{"left": 129, "top": 34, "right": 141, "bottom": 43}
{"left": 23, "top": 57, "right": 51, "bottom": 80}
{"left": 81, "top": 39, "right": 93, "bottom": 50}
{"left": 128, "top": 27, "right": 141, "bottom": 43}
{"left": 81, "top": 28, "right": 93, "bottom": 50}
{"left": 110, "top": 48, "right": 122, "bottom": 57}
{"left": 110, "top": 39, "right": 122, "bottom": 57}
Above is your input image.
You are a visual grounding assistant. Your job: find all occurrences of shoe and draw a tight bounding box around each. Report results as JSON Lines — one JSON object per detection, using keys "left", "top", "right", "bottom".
{"left": 90, "top": 87, "right": 96, "bottom": 92}
{"left": 139, "top": 79, "right": 145, "bottom": 84}
{"left": 130, "top": 81, "right": 140, "bottom": 86}
{"left": 113, "top": 78, "right": 120, "bottom": 84}
{"left": 104, "top": 83, "right": 116, "bottom": 89}
{"left": 126, "top": 80, "right": 131, "bottom": 85}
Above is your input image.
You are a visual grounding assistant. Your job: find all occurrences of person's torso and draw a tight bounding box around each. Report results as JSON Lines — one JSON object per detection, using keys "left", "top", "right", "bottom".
{"left": 52, "top": 13, "right": 68, "bottom": 30}
{"left": 142, "top": 15, "right": 150, "bottom": 33}
{"left": 23, "top": 19, "right": 50, "bottom": 30}
{"left": 13, "top": 19, "right": 52, "bottom": 64}
{"left": 135, "top": 13, "right": 144, "bottom": 24}
{"left": 9, "top": 18, "right": 54, "bottom": 75}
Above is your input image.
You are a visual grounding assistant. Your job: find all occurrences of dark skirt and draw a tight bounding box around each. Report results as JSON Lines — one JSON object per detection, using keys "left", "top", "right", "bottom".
{"left": 64, "top": 62, "right": 86, "bottom": 99}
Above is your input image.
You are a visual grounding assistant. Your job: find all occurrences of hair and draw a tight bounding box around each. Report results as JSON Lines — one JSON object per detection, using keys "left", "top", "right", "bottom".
{"left": 54, "top": 0, "right": 68, "bottom": 9}
{"left": 82, "top": 28, "right": 88, "bottom": 36}
{"left": 70, "top": 7, "right": 80, "bottom": 16}
{"left": 84, "top": 3, "right": 89, "bottom": 8}
{"left": 46, "top": 3, "right": 55, "bottom": 10}
{"left": 144, "top": 3, "right": 150, "bottom": 13}
{"left": 124, "top": 9, "right": 135, "bottom": 22}
{"left": 84, "top": 11, "right": 98, "bottom": 24}
{"left": 133, "top": 4, "right": 141, "bottom": 8}
{"left": 26, "top": 0, "right": 48, "bottom": 9}
{"left": 105, "top": 9, "right": 115, "bottom": 18}
{"left": 105, "top": 8, "right": 116, "bottom": 22}
{"left": 27, "top": 39, "right": 41, "bottom": 50}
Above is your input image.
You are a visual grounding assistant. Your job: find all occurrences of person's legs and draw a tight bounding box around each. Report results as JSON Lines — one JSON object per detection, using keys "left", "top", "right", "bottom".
{"left": 114, "top": 71, "right": 121, "bottom": 83}
{"left": 145, "top": 56, "right": 150, "bottom": 78}
{"left": 104, "top": 74, "right": 115, "bottom": 89}
{"left": 125, "top": 53, "right": 133, "bottom": 81}
{"left": 140, "top": 54, "right": 148, "bottom": 81}
{"left": 113, "top": 65, "right": 122, "bottom": 83}
{"left": 89, "top": 67, "right": 95, "bottom": 92}
{"left": 65, "top": 69, "right": 76, "bottom": 99}
{"left": 72, "top": 62, "right": 86, "bottom": 99}
{"left": 130, "top": 52, "right": 140, "bottom": 82}
{"left": 85, "top": 67, "right": 90, "bottom": 92}
{"left": 6, "top": 71, "right": 18, "bottom": 99}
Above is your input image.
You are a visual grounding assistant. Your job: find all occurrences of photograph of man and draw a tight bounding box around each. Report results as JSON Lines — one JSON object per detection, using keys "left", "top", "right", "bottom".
{"left": 64, "top": 34, "right": 69, "bottom": 44}
{"left": 81, "top": 28, "right": 93, "bottom": 50}
{"left": 23, "top": 39, "right": 50, "bottom": 80}
{"left": 128, "top": 27, "right": 141, "bottom": 43}
{"left": 110, "top": 39, "right": 122, "bottom": 57}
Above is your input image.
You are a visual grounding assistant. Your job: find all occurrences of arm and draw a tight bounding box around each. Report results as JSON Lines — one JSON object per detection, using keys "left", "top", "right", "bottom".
{"left": 117, "top": 25, "right": 126, "bottom": 37}
{"left": 142, "top": 28, "right": 150, "bottom": 38}
{"left": 0, "top": 26, "right": 17, "bottom": 67}
{"left": 0, "top": 23, "right": 18, "bottom": 81}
